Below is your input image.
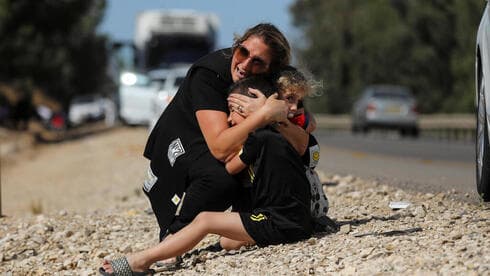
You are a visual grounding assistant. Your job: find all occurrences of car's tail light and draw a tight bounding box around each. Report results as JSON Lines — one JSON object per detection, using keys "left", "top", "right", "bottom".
{"left": 51, "top": 114, "right": 65, "bottom": 129}
{"left": 411, "top": 104, "right": 418, "bottom": 114}
{"left": 366, "top": 103, "right": 376, "bottom": 111}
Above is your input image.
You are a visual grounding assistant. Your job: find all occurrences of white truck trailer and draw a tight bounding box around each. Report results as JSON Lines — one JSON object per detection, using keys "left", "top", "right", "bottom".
{"left": 134, "top": 9, "right": 219, "bottom": 71}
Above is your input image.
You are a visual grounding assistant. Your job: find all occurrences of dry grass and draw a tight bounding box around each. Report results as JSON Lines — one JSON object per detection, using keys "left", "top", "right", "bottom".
{"left": 29, "top": 199, "right": 43, "bottom": 215}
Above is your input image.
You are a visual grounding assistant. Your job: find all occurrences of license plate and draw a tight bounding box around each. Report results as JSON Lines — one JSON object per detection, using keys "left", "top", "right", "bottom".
{"left": 385, "top": 105, "right": 401, "bottom": 113}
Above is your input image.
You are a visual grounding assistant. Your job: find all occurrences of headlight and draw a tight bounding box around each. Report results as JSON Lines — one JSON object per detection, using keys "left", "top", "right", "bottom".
{"left": 120, "top": 72, "right": 137, "bottom": 86}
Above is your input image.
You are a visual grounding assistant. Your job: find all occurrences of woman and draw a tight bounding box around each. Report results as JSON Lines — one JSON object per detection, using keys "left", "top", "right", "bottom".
{"left": 143, "top": 23, "right": 310, "bottom": 241}
{"left": 100, "top": 75, "right": 312, "bottom": 275}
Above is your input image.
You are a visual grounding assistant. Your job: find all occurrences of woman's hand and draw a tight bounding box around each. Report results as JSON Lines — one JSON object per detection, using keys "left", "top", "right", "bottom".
{"left": 260, "top": 93, "right": 288, "bottom": 124}
{"left": 227, "top": 88, "right": 267, "bottom": 117}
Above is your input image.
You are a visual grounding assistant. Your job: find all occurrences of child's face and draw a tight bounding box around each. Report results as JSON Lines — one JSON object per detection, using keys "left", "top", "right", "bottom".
{"left": 282, "top": 88, "right": 306, "bottom": 118}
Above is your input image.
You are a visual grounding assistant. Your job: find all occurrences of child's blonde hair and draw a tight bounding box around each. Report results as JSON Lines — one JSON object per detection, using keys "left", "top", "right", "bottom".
{"left": 276, "top": 66, "right": 310, "bottom": 98}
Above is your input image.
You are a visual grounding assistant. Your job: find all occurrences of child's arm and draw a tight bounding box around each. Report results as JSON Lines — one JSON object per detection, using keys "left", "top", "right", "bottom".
{"left": 305, "top": 111, "right": 317, "bottom": 133}
{"left": 290, "top": 107, "right": 316, "bottom": 133}
{"left": 274, "top": 120, "right": 309, "bottom": 155}
{"left": 225, "top": 150, "right": 247, "bottom": 175}
{"left": 225, "top": 133, "right": 261, "bottom": 175}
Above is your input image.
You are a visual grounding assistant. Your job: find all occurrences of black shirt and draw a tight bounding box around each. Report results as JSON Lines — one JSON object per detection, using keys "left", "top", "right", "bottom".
{"left": 144, "top": 48, "right": 233, "bottom": 186}
{"left": 238, "top": 127, "right": 312, "bottom": 232}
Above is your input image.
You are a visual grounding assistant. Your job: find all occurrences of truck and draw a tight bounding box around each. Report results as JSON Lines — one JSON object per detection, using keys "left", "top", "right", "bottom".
{"left": 133, "top": 9, "right": 219, "bottom": 71}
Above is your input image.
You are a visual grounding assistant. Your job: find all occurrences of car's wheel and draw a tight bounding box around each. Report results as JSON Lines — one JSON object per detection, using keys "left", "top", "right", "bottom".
{"left": 361, "top": 124, "right": 369, "bottom": 134}
{"left": 410, "top": 127, "right": 419, "bottom": 138}
{"left": 399, "top": 128, "right": 410, "bottom": 137}
{"left": 351, "top": 124, "right": 359, "bottom": 134}
{"left": 476, "top": 82, "right": 490, "bottom": 201}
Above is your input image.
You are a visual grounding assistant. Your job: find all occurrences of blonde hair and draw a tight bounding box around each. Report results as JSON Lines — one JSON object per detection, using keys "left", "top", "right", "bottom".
{"left": 276, "top": 66, "right": 310, "bottom": 98}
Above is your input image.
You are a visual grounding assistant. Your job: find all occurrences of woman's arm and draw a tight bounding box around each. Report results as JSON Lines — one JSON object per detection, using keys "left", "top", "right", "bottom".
{"left": 196, "top": 94, "right": 288, "bottom": 162}
{"left": 229, "top": 89, "right": 312, "bottom": 156}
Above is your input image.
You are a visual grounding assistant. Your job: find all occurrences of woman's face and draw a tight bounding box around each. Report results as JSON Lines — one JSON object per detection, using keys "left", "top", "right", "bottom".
{"left": 231, "top": 36, "right": 272, "bottom": 82}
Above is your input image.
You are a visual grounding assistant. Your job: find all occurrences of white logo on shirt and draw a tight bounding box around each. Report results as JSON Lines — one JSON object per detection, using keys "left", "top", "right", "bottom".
{"left": 167, "top": 138, "right": 185, "bottom": 167}
{"left": 142, "top": 166, "right": 158, "bottom": 192}
{"left": 171, "top": 194, "right": 181, "bottom": 206}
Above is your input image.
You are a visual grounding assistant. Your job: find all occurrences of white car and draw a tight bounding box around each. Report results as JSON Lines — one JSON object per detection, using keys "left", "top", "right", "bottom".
{"left": 68, "top": 95, "right": 116, "bottom": 127}
{"left": 118, "top": 71, "right": 158, "bottom": 125}
{"left": 147, "top": 65, "right": 190, "bottom": 131}
{"left": 476, "top": 1, "right": 490, "bottom": 201}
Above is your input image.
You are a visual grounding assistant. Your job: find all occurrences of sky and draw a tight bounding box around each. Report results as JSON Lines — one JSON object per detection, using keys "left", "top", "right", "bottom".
{"left": 97, "top": 0, "right": 297, "bottom": 50}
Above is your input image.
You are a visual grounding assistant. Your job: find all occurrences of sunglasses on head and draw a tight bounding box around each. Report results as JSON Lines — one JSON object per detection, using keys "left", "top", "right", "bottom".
{"left": 236, "top": 44, "right": 269, "bottom": 70}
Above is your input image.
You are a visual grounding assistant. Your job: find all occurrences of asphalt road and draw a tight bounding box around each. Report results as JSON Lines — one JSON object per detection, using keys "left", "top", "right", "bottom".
{"left": 314, "top": 130, "right": 479, "bottom": 203}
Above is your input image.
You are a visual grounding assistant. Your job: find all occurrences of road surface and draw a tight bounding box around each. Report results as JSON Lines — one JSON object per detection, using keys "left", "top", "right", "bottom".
{"left": 314, "top": 130, "right": 478, "bottom": 203}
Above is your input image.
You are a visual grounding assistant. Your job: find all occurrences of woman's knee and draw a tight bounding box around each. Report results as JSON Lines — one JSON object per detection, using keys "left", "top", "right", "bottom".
{"left": 185, "top": 171, "right": 238, "bottom": 207}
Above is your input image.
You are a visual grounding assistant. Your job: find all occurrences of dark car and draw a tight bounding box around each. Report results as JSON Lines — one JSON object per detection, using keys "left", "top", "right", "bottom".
{"left": 351, "top": 84, "right": 419, "bottom": 137}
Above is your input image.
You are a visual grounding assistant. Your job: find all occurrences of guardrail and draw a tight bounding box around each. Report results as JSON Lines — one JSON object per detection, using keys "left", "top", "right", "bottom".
{"left": 315, "top": 113, "right": 476, "bottom": 142}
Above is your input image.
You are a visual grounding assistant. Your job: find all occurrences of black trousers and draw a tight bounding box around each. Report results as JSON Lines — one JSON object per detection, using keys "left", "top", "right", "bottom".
{"left": 162, "top": 154, "right": 240, "bottom": 237}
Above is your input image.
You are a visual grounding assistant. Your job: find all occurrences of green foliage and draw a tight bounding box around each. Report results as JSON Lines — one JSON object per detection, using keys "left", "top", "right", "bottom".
{"left": 290, "top": 0, "right": 485, "bottom": 114}
{"left": 0, "top": 0, "right": 109, "bottom": 107}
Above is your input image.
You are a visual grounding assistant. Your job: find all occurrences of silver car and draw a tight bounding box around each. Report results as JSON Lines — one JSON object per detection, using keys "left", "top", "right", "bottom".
{"left": 476, "top": 1, "right": 490, "bottom": 201}
{"left": 351, "top": 84, "right": 419, "bottom": 137}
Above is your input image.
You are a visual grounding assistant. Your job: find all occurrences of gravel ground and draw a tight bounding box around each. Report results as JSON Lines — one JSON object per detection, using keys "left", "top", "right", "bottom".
{"left": 1, "top": 127, "right": 489, "bottom": 275}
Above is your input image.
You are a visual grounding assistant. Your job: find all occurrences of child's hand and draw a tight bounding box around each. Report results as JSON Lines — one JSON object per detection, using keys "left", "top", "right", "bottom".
{"left": 227, "top": 88, "right": 267, "bottom": 117}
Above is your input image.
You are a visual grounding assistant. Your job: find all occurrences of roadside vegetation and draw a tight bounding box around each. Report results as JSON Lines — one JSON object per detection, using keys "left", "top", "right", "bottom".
{"left": 290, "top": 0, "right": 484, "bottom": 114}
{"left": 0, "top": 0, "right": 111, "bottom": 129}
{"left": 0, "top": 0, "right": 484, "bottom": 130}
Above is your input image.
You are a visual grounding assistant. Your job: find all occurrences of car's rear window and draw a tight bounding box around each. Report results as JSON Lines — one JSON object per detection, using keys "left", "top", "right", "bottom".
{"left": 372, "top": 90, "right": 411, "bottom": 100}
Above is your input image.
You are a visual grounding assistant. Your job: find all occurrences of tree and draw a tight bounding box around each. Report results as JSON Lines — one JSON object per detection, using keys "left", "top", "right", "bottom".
{"left": 290, "top": 0, "right": 485, "bottom": 114}
{"left": 0, "top": 0, "right": 109, "bottom": 109}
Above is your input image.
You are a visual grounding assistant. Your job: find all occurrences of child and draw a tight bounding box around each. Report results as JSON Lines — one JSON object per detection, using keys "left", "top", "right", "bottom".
{"left": 99, "top": 75, "right": 312, "bottom": 275}
{"left": 276, "top": 68, "right": 331, "bottom": 230}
